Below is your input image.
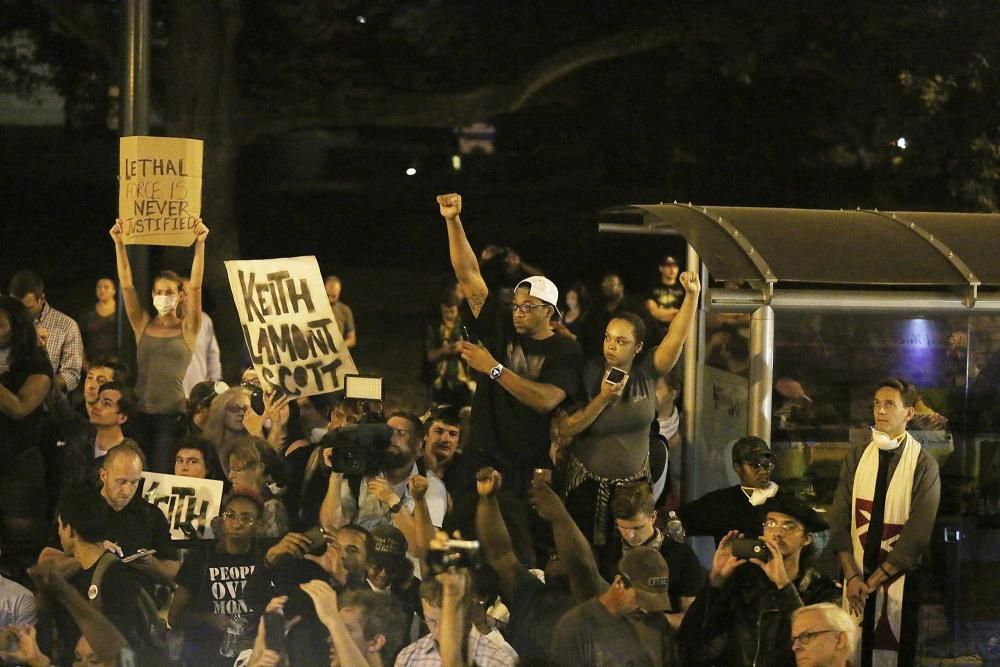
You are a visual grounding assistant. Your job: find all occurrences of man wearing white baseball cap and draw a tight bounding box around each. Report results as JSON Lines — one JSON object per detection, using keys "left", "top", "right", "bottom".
{"left": 436, "top": 194, "right": 582, "bottom": 496}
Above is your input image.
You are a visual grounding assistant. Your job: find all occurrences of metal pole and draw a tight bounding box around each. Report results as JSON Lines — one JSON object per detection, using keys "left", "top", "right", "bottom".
{"left": 118, "top": 0, "right": 150, "bottom": 369}
{"left": 709, "top": 288, "right": 1000, "bottom": 314}
{"left": 682, "top": 244, "right": 705, "bottom": 502}
{"left": 748, "top": 305, "right": 774, "bottom": 444}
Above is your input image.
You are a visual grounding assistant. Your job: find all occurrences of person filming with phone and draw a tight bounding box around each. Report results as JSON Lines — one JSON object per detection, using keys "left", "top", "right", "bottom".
{"left": 557, "top": 271, "right": 699, "bottom": 568}
{"left": 678, "top": 495, "right": 838, "bottom": 666}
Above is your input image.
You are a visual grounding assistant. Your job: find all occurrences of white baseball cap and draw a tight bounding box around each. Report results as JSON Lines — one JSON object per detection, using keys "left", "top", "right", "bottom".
{"left": 515, "top": 276, "right": 562, "bottom": 319}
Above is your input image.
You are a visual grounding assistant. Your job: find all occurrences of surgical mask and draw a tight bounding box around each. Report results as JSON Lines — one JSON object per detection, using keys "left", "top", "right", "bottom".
{"left": 872, "top": 428, "right": 901, "bottom": 451}
{"left": 153, "top": 294, "right": 177, "bottom": 316}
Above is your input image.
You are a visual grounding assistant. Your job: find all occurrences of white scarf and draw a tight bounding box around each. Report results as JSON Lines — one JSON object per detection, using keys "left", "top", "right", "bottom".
{"left": 742, "top": 481, "right": 779, "bottom": 506}
{"left": 845, "top": 432, "right": 920, "bottom": 666}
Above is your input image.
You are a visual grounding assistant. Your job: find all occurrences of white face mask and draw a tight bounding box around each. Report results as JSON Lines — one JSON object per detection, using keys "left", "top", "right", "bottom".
{"left": 872, "top": 428, "right": 901, "bottom": 451}
{"left": 153, "top": 294, "right": 177, "bottom": 316}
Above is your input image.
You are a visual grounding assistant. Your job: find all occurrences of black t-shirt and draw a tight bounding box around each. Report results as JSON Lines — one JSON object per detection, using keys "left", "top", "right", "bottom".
{"left": 679, "top": 485, "right": 790, "bottom": 546}
{"left": 466, "top": 293, "right": 582, "bottom": 472}
{"left": 107, "top": 494, "right": 179, "bottom": 559}
{"left": 601, "top": 531, "right": 707, "bottom": 611}
{"left": 55, "top": 557, "right": 144, "bottom": 663}
{"left": 0, "top": 351, "right": 53, "bottom": 459}
{"left": 505, "top": 567, "right": 575, "bottom": 660}
{"left": 176, "top": 543, "right": 262, "bottom": 666}
{"left": 647, "top": 283, "right": 686, "bottom": 340}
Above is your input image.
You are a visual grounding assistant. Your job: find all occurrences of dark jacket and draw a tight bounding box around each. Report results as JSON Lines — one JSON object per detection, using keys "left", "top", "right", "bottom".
{"left": 678, "top": 564, "right": 840, "bottom": 666}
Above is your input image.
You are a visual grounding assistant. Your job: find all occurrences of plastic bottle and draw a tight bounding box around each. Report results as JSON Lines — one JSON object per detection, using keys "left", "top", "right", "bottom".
{"left": 219, "top": 613, "right": 246, "bottom": 658}
{"left": 665, "top": 511, "right": 686, "bottom": 543}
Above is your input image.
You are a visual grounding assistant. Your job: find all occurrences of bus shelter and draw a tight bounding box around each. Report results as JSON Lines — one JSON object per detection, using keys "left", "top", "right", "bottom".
{"left": 601, "top": 203, "right": 1000, "bottom": 643}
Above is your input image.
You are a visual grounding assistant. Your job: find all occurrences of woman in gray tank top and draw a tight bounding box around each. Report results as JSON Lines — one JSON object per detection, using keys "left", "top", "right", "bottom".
{"left": 111, "top": 219, "right": 209, "bottom": 472}
{"left": 557, "top": 271, "right": 700, "bottom": 572}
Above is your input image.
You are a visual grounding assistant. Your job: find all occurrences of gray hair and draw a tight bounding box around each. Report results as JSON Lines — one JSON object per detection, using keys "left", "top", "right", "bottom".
{"left": 792, "top": 602, "right": 859, "bottom": 651}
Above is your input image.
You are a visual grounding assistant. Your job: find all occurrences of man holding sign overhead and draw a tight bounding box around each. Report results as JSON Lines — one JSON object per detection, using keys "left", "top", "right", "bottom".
{"left": 436, "top": 193, "right": 582, "bottom": 496}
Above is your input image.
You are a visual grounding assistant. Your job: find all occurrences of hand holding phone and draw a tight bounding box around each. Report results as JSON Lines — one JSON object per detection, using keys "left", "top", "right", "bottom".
{"left": 121, "top": 548, "right": 156, "bottom": 564}
{"left": 605, "top": 367, "right": 628, "bottom": 385}
{"left": 263, "top": 610, "right": 286, "bottom": 652}
{"left": 730, "top": 538, "right": 771, "bottom": 562}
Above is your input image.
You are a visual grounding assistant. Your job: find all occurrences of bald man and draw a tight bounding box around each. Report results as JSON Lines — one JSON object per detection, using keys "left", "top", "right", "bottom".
{"left": 39, "top": 444, "right": 179, "bottom": 589}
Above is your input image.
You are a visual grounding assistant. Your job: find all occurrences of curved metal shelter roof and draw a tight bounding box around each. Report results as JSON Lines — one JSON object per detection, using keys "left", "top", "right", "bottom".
{"left": 600, "top": 204, "right": 1000, "bottom": 295}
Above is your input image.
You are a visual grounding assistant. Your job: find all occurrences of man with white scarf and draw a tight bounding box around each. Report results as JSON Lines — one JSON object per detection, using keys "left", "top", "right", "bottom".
{"left": 679, "top": 436, "right": 784, "bottom": 546}
{"left": 828, "top": 378, "right": 940, "bottom": 666}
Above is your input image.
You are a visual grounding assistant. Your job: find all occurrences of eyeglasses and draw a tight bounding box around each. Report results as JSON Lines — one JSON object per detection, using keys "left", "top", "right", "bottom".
{"left": 791, "top": 629, "right": 840, "bottom": 646}
{"left": 741, "top": 460, "right": 775, "bottom": 472}
{"left": 763, "top": 519, "right": 804, "bottom": 532}
{"left": 221, "top": 511, "right": 257, "bottom": 526}
{"left": 510, "top": 303, "right": 550, "bottom": 314}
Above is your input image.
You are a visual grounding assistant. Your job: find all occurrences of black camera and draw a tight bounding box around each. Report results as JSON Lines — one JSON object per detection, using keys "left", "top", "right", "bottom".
{"left": 426, "top": 539, "right": 481, "bottom": 575}
{"left": 730, "top": 538, "right": 771, "bottom": 562}
{"left": 321, "top": 423, "right": 393, "bottom": 476}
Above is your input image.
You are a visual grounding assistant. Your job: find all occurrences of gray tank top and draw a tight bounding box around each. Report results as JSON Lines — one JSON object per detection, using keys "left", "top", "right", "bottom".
{"left": 135, "top": 333, "right": 192, "bottom": 413}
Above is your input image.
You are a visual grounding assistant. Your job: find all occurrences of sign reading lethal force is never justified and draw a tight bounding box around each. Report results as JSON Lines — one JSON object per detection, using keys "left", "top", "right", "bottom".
{"left": 118, "top": 136, "right": 204, "bottom": 246}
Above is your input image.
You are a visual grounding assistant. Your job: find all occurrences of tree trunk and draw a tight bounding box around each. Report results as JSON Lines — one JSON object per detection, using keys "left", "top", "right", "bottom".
{"left": 162, "top": 0, "right": 245, "bottom": 380}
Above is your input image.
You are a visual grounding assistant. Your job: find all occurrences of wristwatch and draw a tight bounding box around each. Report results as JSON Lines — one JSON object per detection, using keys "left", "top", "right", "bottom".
{"left": 489, "top": 363, "right": 504, "bottom": 380}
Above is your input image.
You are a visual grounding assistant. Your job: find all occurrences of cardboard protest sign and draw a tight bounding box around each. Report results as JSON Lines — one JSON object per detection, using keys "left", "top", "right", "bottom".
{"left": 226, "top": 256, "right": 358, "bottom": 399}
{"left": 141, "top": 471, "right": 224, "bottom": 541}
{"left": 118, "top": 136, "right": 203, "bottom": 246}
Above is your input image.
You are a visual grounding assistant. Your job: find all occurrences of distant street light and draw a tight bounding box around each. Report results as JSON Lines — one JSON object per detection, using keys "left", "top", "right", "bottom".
{"left": 896, "top": 137, "right": 908, "bottom": 150}
{"left": 406, "top": 167, "right": 417, "bottom": 176}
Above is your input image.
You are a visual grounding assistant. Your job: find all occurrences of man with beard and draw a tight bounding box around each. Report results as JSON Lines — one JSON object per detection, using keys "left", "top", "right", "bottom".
{"left": 320, "top": 412, "right": 447, "bottom": 546}
{"left": 678, "top": 495, "right": 839, "bottom": 666}
{"left": 679, "top": 436, "right": 787, "bottom": 546}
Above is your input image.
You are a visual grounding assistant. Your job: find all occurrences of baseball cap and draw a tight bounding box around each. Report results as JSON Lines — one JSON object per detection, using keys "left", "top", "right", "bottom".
{"left": 187, "top": 380, "right": 229, "bottom": 410}
{"left": 369, "top": 525, "right": 408, "bottom": 566}
{"left": 659, "top": 255, "right": 679, "bottom": 266}
{"left": 760, "top": 495, "right": 829, "bottom": 533}
{"left": 731, "top": 436, "right": 775, "bottom": 465}
{"left": 514, "top": 276, "right": 562, "bottom": 319}
{"left": 617, "top": 547, "right": 671, "bottom": 612}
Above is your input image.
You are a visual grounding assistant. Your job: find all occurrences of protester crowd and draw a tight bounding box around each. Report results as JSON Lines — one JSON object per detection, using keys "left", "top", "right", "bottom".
{"left": 0, "top": 193, "right": 941, "bottom": 666}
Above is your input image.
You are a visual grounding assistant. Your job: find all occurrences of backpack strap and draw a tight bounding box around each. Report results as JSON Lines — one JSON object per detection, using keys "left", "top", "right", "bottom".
{"left": 88, "top": 551, "right": 120, "bottom": 612}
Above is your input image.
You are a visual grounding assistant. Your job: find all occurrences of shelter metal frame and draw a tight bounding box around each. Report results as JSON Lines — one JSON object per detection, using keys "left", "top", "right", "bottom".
{"left": 600, "top": 203, "right": 1000, "bottom": 499}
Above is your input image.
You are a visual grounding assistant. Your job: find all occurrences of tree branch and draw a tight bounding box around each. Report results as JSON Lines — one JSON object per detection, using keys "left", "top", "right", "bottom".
{"left": 240, "top": 24, "right": 676, "bottom": 144}
{"left": 36, "top": 0, "right": 115, "bottom": 70}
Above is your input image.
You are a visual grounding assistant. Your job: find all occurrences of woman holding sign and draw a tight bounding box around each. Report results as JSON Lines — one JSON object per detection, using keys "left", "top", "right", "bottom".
{"left": 110, "top": 218, "right": 209, "bottom": 472}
